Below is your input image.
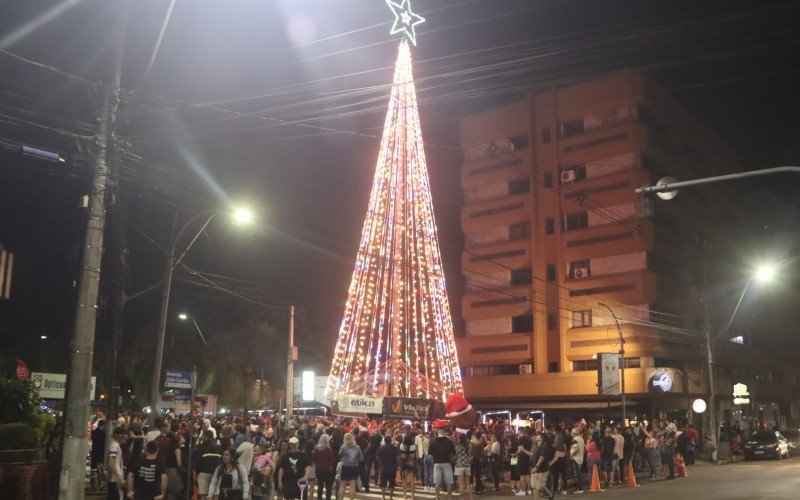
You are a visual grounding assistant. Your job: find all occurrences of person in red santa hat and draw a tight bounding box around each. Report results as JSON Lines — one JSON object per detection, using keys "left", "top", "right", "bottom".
{"left": 445, "top": 394, "right": 476, "bottom": 432}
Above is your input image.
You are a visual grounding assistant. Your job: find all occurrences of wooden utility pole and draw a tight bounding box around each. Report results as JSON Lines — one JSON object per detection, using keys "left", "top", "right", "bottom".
{"left": 58, "top": 2, "right": 127, "bottom": 498}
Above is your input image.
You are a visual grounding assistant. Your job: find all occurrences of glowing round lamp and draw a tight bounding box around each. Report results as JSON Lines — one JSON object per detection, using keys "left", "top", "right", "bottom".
{"left": 692, "top": 398, "right": 707, "bottom": 413}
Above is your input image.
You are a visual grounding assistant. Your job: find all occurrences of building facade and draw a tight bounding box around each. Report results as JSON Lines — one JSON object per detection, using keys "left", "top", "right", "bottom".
{"left": 455, "top": 70, "right": 798, "bottom": 430}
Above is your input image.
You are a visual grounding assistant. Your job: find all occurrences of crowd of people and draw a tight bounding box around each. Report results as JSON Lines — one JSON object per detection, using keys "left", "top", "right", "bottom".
{"left": 91, "top": 409, "right": 705, "bottom": 500}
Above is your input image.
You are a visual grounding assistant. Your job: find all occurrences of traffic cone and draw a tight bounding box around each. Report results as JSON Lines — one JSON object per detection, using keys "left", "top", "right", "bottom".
{"left": 676, "top": 454, "right": 688, "bottom": 477}
{"left": 625, "top": 460, "right": 638, "bottom": 487}
{"left": 588, "top": 464, "right": 604, "bottom": 493}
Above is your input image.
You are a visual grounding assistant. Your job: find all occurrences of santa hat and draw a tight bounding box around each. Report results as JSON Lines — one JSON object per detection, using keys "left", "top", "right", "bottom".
{"left": 445, "top": 393, "right": 472, "bottom": 418}
{"left": 432, "top": 419, "right": 449, "bottom": 429}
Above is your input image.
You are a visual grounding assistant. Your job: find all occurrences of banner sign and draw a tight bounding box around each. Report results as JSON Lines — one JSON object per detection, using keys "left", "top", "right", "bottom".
{"left": 31, "top": 372, "right": 96, "bottom": 400}
{"left": 598, "top": 353, "right": 620, "bottom": 396}
{"left": 164, "top": 370, "right": 193, "bottom": 389}
{"left": 382, "top": 397, "right": 446, "bottom": 420}
{"left": 332, "top": 395, "right": 384, "bottom": 415}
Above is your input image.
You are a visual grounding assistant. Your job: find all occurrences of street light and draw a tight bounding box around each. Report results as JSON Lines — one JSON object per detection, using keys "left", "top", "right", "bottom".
{"left": 755, "top": 264, "right": 776, "bottom": 283}
{"left": 149, "top": 206, "right": 253, "bottom": 416}
{"left": 177, "top": 313, "right": 208, "bottom": 346}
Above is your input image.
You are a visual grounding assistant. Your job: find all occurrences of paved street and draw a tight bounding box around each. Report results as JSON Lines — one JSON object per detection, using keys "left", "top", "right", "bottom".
{"left": 86, "top": 457, "right": 800, "bottom": 499}
{"left": 333, "top": 457, "right": 800, "bottom": 500}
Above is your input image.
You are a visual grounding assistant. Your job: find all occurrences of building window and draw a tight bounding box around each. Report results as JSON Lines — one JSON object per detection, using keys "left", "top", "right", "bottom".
{"left": 541, "top": 128, "right": 551, "bottom": 143}
{"left": 509, "top": 222, "right": 531, "bottom": 241}
{"left": 564, "top": 211, "right": 589, "bottom": 231}
{"left": 546, "top": 264, "right": 556, "bottom": 282}
{"left": 512, "top": 314, "right": 533, "bottom": 333}
{"left": 508, "top": 178, "right": 530, "bottom": 195}
{"left": 548, "top": 362, "right": 559, "bottom": 373}
{"left": 547, "top": 312, "right": 558, "bottom": 330}
{"left": 543, "top": 173, "right": 553, "bottom": 188}
{"left": 509, "top": 134, "right": 529, "bottom": 150}
{"left": 561, "top": 118, "right": 584, "bottom": 137}
{"left": 466, "top": 364, "right": 520, "bottom": 377}
{"left": 511, "top": 267, "right": 532, "bottom": 285}
{"left": 545, "top": 217, "right": 554, "bottom": 235}
{"left": 572, "top": 310, "right": 592, "bottom": 328}
{"left": 561, "top": 164, "right": 587, "bottom": 182}
{"left": 573, "top": 359, "right": 599, "bottom": 371}
{"left": 569, "top": 260, "right": 591, "bottom": 279}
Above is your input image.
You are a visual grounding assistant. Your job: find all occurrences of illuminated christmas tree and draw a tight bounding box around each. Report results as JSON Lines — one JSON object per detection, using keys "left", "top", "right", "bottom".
{"left": 325, "top": 2, "right": 463, "bottom": 402}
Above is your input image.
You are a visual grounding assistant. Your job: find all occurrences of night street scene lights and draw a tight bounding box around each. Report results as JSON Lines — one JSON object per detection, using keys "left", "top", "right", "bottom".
{"left": 755, "top": 263, "right": 777, "bottom": 283}
{"left": 149, "top": 206, "right": 254, "bottom": 416}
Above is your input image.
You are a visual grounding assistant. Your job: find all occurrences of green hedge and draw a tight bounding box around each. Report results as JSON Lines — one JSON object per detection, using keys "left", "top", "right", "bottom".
{"left": 0, "top": 379, "right": 42, "bottom": 425}
{"left": 0, "top": 423, "right": 39, "bottom": 450}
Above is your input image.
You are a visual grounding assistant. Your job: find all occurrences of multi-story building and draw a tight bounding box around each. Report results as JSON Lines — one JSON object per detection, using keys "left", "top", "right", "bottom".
{"left": 455, "top": 69, "right": 798, "bottom": 431}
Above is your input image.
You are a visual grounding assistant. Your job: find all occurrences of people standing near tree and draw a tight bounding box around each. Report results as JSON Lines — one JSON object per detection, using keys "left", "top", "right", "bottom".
{"left": 399, "top": 433, "right": 418, "bottom": 500}
{"left": 208, "top": 448, "right": 250, "bottom": 500}
{"left": 484, "top": 433, "right": 501, "bottom": 492}
{"left": 377, "top": 435, "right": 399, "bottom": 500}
{"left": 684, "top": 425, "right": 698, "bottom": 465}
{"left": 414, "top": 430, "right": 429, "bottom": 490}
{"left": 569, "top": 428, "right": 585, "bottom": 494}
{"left": 338, "top": 432, "right": 364, "bottom": 500}
{"left": 127, "top": 440, "right": 168, "bottom": 500}
{"left": 424, "top": 431, "right": 436, "bottom": 491}
{"left": 366, "top": 430, "right": 383, "bottom": 488}
{"left": 513, "top": 428, "right": 533, "bottom": 496}
{"left": 660, "top": 433, "right": 676, "bottom": 480}
{"left": 453, "top": 433, "right": 473, "bottom": 500}
{"left": 278, "top": 437, "right": 310, "bottom": 500}
{"left": 531, "top": 433, "right": 554, "bottom": 500}
{"left": 469, "top": 432, "right": 485, "bottom": 495}
{"left": 312, "top": 435, "right": 335, "bottom": 500}
{"left": 600, "top": 427, "right": 616, "bottom": 488}
{"left": 195, "top": 430, "right": 223, "bottom": 499}
{"left": 107, "top": 426, "right": 128, "bottom": 500}
{"left": 429, "top": 428, "right": 456, "bottom": 500}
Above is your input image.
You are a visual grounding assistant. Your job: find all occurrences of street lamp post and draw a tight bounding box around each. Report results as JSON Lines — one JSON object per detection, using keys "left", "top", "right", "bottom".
{"left": 599, "top": 303, "right": 626, "bottom": 425}
{"left": 149, "top": 208, "right": 252, "bottom": 416}
{"left": 178, "top": 313, "right": 207, "bottom": 345}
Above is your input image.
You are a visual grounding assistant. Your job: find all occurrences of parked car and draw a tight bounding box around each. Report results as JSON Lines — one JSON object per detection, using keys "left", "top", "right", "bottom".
{"left": 743, "top": 430, "right": 790, "bottom": 460}
{"left": 780, "top": 429, "right": 800, "bottom": 451}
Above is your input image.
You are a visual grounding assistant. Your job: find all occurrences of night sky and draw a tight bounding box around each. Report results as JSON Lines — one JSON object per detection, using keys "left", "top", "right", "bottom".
{"left": 1, "top": 0, "right": 798, "bottom": 377}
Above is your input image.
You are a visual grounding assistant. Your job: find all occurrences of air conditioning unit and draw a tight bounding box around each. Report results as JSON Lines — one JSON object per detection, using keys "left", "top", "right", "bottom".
{"left": 519, "top": 364, "right": 533, "bottom": 374}
{"left": 561, "top": 169, "right": 576, "bottom": 184}
{"left": 573, "top": 267, "right": 589, "bottom": 279}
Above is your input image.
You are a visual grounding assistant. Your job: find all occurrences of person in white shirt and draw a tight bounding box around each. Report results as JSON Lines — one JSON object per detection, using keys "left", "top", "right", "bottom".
{"left": 569, "top": 429, "right": 586, "bottom": 493}
{"left": 203, "top": 418, "right": 217, "bottom": 440}
{"left": 237, "top": 439, "right": 255, "bottom": 471}
{"left": 612, "top": 427, "right": 625, "bottom": 484}
{"left": 107, "top": 426, "right": 128, "bottom": 500}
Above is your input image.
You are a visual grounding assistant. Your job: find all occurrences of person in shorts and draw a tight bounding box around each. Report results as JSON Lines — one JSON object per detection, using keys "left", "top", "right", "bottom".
{"left": 377, "top": 436, "right": 399, "bottom": 500}
{"left": 428, "top": 429, "right": 455, "bottom": 500}
{"left": 531, "top": 433, "right": 554, "bottom": 500}
{"left": 399, "top": 433, "right": 418, "bottom": 499}
{"left": 454, "top": 433, "right": 474, "bottom": 500}
{"left": 337, "top": 432, "right": 364, "bottom": 500}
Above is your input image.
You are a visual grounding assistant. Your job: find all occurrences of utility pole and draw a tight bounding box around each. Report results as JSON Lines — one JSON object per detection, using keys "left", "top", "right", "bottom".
{"left": 59, "top": 2, "right": 127, "bottom": 497}
{"left": 701, "top": 255, "right": 719, "bottom": 460}
{"left": 286, "top": 305, "right": 295, "bottom": 422}
{"left": 149, "top": 211, "right": 177, "bottom": 417}
{"left": 599, "top": 303, "right": 626, "bottom": 425}
{"left": 103, "top": 189, "right": 127, "bottom": 484}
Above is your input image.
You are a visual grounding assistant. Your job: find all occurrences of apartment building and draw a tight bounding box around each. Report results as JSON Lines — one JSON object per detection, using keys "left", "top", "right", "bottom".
{"left": 455, "top": 70, "right": 798, "bottom": 429}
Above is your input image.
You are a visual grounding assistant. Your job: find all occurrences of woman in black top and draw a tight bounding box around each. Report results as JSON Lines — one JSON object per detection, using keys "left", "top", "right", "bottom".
{"left": 515, "top": 430, "right": 533, "bottom": 495}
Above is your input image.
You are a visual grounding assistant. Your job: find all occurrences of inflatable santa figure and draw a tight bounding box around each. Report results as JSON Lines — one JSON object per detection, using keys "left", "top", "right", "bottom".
{"left": 445, "top": 393, "right": 476, "bottom": 431}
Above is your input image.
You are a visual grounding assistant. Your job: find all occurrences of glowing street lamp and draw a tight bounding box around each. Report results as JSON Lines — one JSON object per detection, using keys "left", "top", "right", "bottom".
{"left": 755, "top": 264, "right": 776, "bottom": 283}
{"left": 150, "top": 206, "right": 254, "bottom": 415}
{"left": 177, "top": 313, "right": 207, "bottom": 346}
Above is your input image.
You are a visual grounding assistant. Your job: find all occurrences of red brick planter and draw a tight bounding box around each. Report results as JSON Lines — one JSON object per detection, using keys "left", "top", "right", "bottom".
{"left": 0, "top": 450, "right": 48, "bottom": 500}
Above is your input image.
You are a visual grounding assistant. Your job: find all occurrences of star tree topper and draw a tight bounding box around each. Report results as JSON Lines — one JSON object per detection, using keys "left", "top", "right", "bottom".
{"left": 386, "top": 0, "right": 425, "bottom": 46}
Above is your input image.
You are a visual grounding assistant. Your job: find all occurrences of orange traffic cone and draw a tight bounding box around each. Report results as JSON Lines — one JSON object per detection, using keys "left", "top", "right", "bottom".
{"left": 625, "top": 460, "right": 638, "bottom": 487}
{"left": 676, "top": 454, "right": 688, "bottom": 477}
{"left": 588, "top": 464, "right": 604, "bottom": 493}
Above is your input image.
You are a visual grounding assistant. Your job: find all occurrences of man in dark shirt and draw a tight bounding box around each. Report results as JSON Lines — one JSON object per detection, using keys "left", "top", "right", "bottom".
{"left": 193, "top": 430, "right": 222, "bottom": 499}
{"left": 428, "top": 430, "right": 456, "bottom": 500}
{"left": 600, "top": 428, "right": 617, "bottom": 487}
{"left": 532, "top": 433, "right": 554, "bottom": 499}
{"left": 127, "top": 440, "right": 167, "bottom": 500}
{"left": 366, "top": 431, "right": 383, "bottom": 487}
{"left": 376, "top": 436, "right": 400, "bottom": 499}
{"left": 278, "top": 437, "right": 310, "bottom": 500}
